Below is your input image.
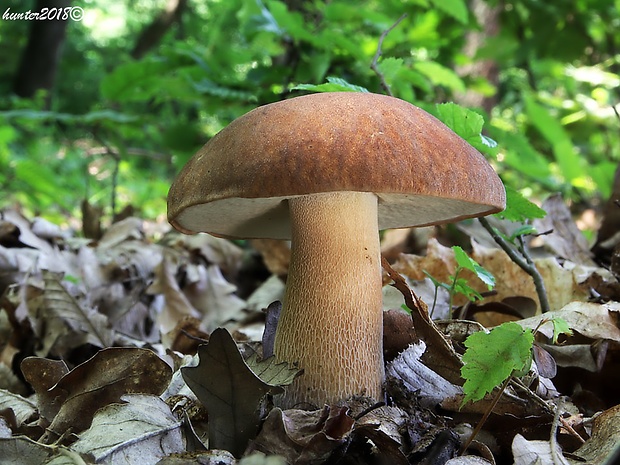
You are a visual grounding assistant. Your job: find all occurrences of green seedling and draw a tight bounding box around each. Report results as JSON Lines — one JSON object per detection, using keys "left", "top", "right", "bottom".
{"left": 425, "top": 246, "right": 495, "bottom": 317}
{"left": 459, "top": 317, "right": 572, "bottom": 454}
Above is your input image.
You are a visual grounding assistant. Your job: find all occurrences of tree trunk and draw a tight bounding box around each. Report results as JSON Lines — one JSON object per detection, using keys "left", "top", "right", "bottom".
{"left": 13, "top": 0, "right": 71, "bottom": 108}
{"left": 455, "top": 0, "right": 501, "bottom": 114}
{"left": 131, "top": 0, "right": 187, "bottom": 59}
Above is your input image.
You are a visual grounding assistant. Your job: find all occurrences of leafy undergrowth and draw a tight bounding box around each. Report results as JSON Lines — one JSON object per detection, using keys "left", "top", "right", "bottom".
{"left": 1, "top": 207, "right": 620, "bottom": 465}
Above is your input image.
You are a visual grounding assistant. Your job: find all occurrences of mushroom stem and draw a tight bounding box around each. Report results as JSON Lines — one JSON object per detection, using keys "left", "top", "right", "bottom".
{"left": 275, "top": 191, "right": 384, "bottom": 407}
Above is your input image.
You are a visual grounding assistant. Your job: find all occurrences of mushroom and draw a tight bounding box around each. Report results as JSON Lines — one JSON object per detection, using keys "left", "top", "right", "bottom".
{"left": 167, "top": 92, "right": 505, "bottom": 408}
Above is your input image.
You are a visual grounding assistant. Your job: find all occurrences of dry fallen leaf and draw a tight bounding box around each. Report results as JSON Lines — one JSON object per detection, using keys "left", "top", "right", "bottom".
{"left": 386, "top": 341, "right": 462, "bottom": 409}
{"left": 391, "top": 238, "right": 457, "bottom": 283}
{"left": 511, "top": 433, "right": 568, "bottom": 465}
{"left": 171, "top": 231, "right": 244, "bottom": 275}
{"left": 96, "top": 217, "right": 145, "bottom": 249}
{"left": 20, "top": 358, "right": 69, "bottom": 422}
{"left": 38, "top": 270, "right": 114, "bottom": 355}
{"left": 184, "top": 264, "right": 247, "bottom": 331}
{"left": 571, "top": 404, "right": 620, "bottom": 463}
{"left": 250, "top": 238, "right": 291, "bottom": 277}
{"left": 0, "top": 435, "right": 64, "bottom": 464}
{"left": 517, "top": 301, "right": 620, "bottom": 342}
{"left": 250, "top": 406, "right": 355, "bottom": 464}
{"left": 534, "top": 194, "right": 597, "bottom": 267}
{"left": 0, "top": 388, "right": 38, "bottom": 427}
{"left": 37, "top": 347, "right": 172, "bottom": 442}
{"left": 71, "top": 394, "right": 184, "bottom": 464}
{"left": 147, "top": 250, "right": 200, "bottom": 335}
{"left": 393, "top": 237, "right": 617, "bottom": 315}
{"left": 353, "top": 405, "right": 409, "bottom": 465}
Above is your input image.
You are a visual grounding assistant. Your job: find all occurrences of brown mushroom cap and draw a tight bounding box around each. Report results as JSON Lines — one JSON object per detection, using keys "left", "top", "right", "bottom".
{"left": 168, "top": 92, "right": 505, "bottom": 238}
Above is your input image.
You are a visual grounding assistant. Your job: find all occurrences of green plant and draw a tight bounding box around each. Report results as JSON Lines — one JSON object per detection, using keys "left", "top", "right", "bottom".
{"left": 424, "top": 246, "right": 495, "bottom": 317}
{"left": 459, "top": 317, "right": 572, "bottom": 453}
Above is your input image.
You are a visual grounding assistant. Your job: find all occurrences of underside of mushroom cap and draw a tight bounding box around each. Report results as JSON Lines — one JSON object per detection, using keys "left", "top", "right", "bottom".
{"left": 168, "top": 92, "right": 506, "bottom": 238}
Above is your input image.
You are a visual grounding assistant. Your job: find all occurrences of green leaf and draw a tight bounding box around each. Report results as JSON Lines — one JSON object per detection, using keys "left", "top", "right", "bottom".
{"left": 399, "top": 68, "right": 432, "bottom": 91}
{"left": 0, "top": 125, "right": 15, "bottom": 165}
{"left": 524, "top": 93, "right": 583, "bottom": 183}
{"left": 72, "top": 394, "right": 182, "bottom": 461}
{"left": 293, "top": 76, "right": 369, "bottom": 93}
{"left": 495, "top": 130, "right": 554, "bottom": 183}
{"left": 192, "top": 78, "right": 257, "bottom": 101}
{"left": 377, "top": 57, "right": 404, "bottom": 87}
{"left": 100, "top": 59, "right": 171, "bottom": 102}
{"left": 429, "top": 0, "right": 469, "bottom": 24}
{"left": 550, "top": 317, "right": 573, "bottom": 344}
{"left": 435, "top": 103, "right": 492, "bottom": 152}
{"left": 496, "top": 185, "right": 547, "bottom": 222}
{"left": 453, "top": 278, "right": 484, "bottom": 302}
{"left": 452, "top": 246, "right": 495, "bottom": 289}
{"left": 509, "top": 224, "right": 539, "bottom": 240}
{"left": 266, "top": 0, "right": 315, "bottom": 43}
{"left": 413, "top": 61, "right": 466, "bottom": 93}
{"left": 461, "top": 322, "right": 534, "bottom": 405}
{"left": 14, "top": 159, "right": 67, "bottom": 202}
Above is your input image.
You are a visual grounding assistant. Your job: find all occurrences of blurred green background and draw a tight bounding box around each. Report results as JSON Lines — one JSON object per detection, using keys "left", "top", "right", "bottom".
{"left": 1, "top": 0, "right": 618, "bottom": 231}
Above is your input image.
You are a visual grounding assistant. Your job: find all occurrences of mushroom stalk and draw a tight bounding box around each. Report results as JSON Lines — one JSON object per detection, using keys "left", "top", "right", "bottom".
{"left": 275, "top": 191, "right": 384, "bottom": 407}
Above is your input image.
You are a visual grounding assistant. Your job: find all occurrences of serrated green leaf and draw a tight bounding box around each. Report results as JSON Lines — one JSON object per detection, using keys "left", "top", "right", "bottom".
{"left": 435, "top": 102, "right": 494, "bottom": 153}
{"left": 461, "top": 322, "right": 534, "bottom": 405}
{"left": 377, "top": 57, "right": 404, "bottom": 86}
{"left": 293, "top": 76, "right": 369, "bottom": 93}
{"left": 496, "top": 185, "right": 547, "bottom": 222}
{"left": 452, "top": 246, "right": 478, "bottom": 271}
{"left": 436, "top": 103, "right": 482, "bottom": 135}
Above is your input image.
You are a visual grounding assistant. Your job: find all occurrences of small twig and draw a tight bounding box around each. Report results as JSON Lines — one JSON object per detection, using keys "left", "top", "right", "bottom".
{"left": 510, "top": 377, "right": 555, "bottom": 415}
{"left": 370, "top": 14, "right": 407, "bottom": 97}
{"left": 479, "top": 217, "right": 551, "bottom": 313}
{"left": 354, "top": 401, "right": 386, "bottom": 420}
{"left": 459, "top": 375, "right": 512, "bottom": 455}
{"left": 180, "top": 329, "right": 209, "bottom": 344}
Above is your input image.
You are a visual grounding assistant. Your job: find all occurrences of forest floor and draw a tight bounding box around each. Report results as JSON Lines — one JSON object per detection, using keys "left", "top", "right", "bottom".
{"left": 0, "top": 198, "right": 619, "bottom": 465}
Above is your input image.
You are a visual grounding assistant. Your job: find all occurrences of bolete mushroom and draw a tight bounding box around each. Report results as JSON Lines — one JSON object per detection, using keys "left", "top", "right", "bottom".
{"left": 167, "top": 92, "right": 505, "bottom": 408}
